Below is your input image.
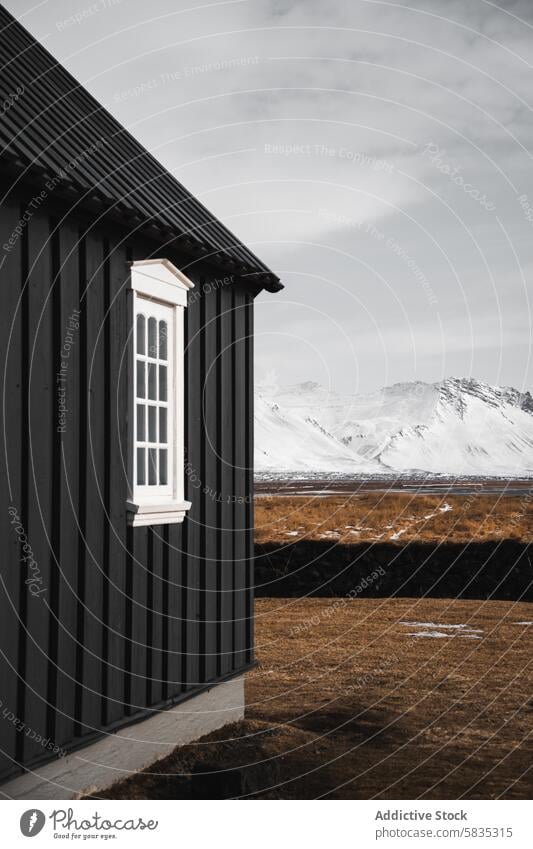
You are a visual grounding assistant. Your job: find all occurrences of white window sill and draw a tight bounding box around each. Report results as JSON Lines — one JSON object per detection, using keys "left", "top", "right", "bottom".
{"left": 126, "top": 499, "right": 192, "bottom": 527}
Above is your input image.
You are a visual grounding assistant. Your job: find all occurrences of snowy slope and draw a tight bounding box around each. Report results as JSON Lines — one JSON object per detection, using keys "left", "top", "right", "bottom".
{"left": 254, "top": 392, "right": 382, "bottom": 474}
{"left": 255, "top": 378, "right": 533, "bottom": 476}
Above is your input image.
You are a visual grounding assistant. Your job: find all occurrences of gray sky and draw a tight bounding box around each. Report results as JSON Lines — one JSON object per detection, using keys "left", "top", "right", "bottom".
{"left": 7, "top": 0, "right": 533, "bottom": 394}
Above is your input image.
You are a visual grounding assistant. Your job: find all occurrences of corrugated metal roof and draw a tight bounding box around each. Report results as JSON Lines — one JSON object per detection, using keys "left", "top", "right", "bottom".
{"left": 0, "top": 5, "right": 282, "bottom": 291}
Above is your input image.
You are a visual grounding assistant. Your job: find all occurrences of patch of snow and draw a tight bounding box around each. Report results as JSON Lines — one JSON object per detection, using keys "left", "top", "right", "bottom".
{"left": 406, "top": 628, "right": 482, "bottom": 639}
{"left": 407, "top": 631, "right": 451, "bottom": 638}
{"left": 400, "top": 622, "right": 483, "bottom": 634}
{"left": 401, "top": 621, "right": 479, "bottom": 630}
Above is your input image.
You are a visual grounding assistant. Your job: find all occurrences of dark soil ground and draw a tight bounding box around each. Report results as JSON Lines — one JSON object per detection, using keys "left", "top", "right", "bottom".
{"left": 90, "top": 597, "right": 532, "bottom": 800}
{"left": 254, "top": 493, "right": 533, "bottom": 600}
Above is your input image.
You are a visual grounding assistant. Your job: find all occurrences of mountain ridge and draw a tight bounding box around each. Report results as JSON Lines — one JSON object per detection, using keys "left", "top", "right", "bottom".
{"left": 255, "top": 377, "right": 533, "bottom": 477}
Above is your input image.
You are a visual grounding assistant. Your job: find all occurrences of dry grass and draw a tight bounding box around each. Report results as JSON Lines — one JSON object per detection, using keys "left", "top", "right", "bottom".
{"left": 89, "top": 492, "right": 532, "bottom": 800}
{"left": 94, "top": 597, "right": 533, "bottom": 800}
{"left": 254, "top": 493, "right": 533, "bottom": 545}
{"left": 248, "top": 597, "right": 533, "bottom": 798}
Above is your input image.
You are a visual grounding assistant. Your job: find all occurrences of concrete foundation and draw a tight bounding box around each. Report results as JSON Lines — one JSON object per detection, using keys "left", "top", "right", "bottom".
{"left": 0, "top": 675, "right": 245, "bottom": 800}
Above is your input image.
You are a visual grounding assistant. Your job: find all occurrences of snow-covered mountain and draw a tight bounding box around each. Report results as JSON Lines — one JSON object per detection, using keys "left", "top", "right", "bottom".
{"left": 255, "top": 378, "right": 533, "bottom": 477}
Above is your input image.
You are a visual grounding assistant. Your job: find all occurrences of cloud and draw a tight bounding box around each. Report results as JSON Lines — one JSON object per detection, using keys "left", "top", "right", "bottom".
{"left": 7, "top": 0, "right": 533, "bottom": 391}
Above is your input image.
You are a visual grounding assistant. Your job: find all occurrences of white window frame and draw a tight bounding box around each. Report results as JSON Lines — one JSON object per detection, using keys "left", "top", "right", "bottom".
{"left": 126, "top": 258, "right": 194, "bottom": 527}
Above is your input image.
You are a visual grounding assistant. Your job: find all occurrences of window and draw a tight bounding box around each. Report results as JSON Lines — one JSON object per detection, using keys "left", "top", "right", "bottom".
{"left": 135, "top": 303, "right": 172, "bottom": 492}
{"left": 127, "top": 259, "right": 193, "bottom": 526}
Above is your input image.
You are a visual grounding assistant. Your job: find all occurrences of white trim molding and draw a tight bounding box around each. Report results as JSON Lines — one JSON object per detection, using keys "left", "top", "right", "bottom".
{"left": 127, "top": 259, "right": 194, "bottom": 527}
{"left": 129, "top": 258, "right": 194, "bottom": 307}
{"left": 126, "top": 499, "right": 192, "bottom": 527}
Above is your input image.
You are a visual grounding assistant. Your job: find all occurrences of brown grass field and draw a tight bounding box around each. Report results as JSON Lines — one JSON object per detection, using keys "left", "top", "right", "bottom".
{"left": 254, "top": 492, "right": 533, "bottom": 545}
{"left": 94, "top": 493, "right": 532, "bottom": 800}
{"left": 95, "top": 596, "right": 532, "bottom": 800}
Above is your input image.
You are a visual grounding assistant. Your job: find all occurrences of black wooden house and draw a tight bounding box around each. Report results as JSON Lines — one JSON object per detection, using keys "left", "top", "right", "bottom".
{"left": 0, "top": 5, "right": 281, "bottom": 794}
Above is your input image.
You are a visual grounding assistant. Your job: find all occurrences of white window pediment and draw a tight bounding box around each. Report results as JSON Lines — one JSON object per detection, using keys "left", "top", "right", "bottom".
{"left": 130, "top": 258, "right": 194, "bottom": 307}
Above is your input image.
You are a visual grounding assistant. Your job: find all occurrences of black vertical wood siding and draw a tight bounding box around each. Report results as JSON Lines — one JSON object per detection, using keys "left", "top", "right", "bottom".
{"left": 23, "top": 213, "right": 54, "bottom": 765}
{"left": 244, "top": 293, "right": 255, "bottom": 666}
{"left": 53, "top": 222, "right": 80, "bottom": 750}
{"left": 80, "top": 231, "right": 106, "bottom": 736}
{"left": 201, "top": 280, "right": 218, "bottom": 683}
{"left": 104, "top": 241, "right": 130, "bottom": 725}
{"left": 0, "top": 200, "right": 23, "bottom": 779}
{"left": 0, "top": 197, "right": 256, "bottom": 782}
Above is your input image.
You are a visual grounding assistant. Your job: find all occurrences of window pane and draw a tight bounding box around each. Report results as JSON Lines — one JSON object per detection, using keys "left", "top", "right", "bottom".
{"left": 159, "top": 321, "right": 167, "bottom": 360}
{"left": 159, "top": 407, "right": 167, "bottom": 443}
{"left": 148, "top": 317, "right": 157, "bottom": 358}
{"left": 159, "top": 365, "right": 167, "bottom": 401}
{"left": 137, "top": 448, "right": 145, "bottom": 485}
{"left": 136, "top": 360, "right": 145, "bottom": 398}
{"left": 148, "top": 362, "right": 157, "bottom": 400}
{"left": 136, "top": 404, "right": 145, "bottom": 441}
{"left": 148, "top": 406, "right": 157, "bottom": 443}
{"left": 136, "top": 314, "right": 145, "bottom": 354}
{"left": 148, "top": 448, "right": 158, "bottom": 485}
{"left": 134, "top": 304, "right": 173, "bottom": 494}
{"left": 159, "top": 449, "right": 167, "bottom": 485}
